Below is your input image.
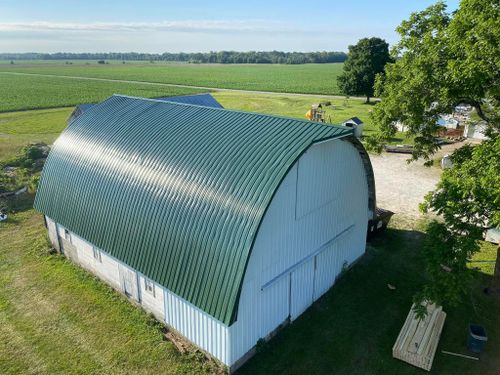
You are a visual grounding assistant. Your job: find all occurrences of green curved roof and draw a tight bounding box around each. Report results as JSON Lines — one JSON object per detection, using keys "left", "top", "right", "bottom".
{"left": 34, "top": 95, "right": 352, "bottom": 325}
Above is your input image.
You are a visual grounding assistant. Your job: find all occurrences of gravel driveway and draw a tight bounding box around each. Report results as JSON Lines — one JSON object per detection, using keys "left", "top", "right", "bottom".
{"left": 369, "top": 142, "right": 472, "bottom": 218}
{"left": 370, "top": 152, "right": 441, "bottom": 217}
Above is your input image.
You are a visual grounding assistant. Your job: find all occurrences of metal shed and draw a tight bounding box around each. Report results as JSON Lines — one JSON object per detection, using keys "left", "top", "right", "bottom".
{"left": 36, "top": 95, "right": 375, "bottom": 371}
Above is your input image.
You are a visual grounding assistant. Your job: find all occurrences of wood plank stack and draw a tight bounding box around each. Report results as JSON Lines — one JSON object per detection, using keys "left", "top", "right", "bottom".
{"left": 392, "top": 303, "right": 446, "bottom": 371}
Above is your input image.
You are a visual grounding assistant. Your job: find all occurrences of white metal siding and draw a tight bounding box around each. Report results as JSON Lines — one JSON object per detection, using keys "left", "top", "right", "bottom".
{"left": 138, "top": 275, "right": 165, "bottom": 321}
{"left": 46, "top": 216, "right": 230, "bottom": 366}
{"left": 290, "top": 259, "right": 314, "bottom": 320}
{"left": 229, "top": 138, "right": 369, "bottom": 364}
{"left": 45, "top": 217, "right": 59, "bottom": 251}
{"left": 164, "top": 289, "right": 229, "bottom": 364}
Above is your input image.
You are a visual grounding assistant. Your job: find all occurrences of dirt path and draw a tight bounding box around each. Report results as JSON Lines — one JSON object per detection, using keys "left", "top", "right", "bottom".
{"left": 0, "top": 71, "right": 377, "bottom": 101}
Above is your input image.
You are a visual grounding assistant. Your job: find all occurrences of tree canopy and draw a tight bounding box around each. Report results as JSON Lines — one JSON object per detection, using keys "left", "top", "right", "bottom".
{"left": 370, "top": 0, "right": 500, "bottom": 161}
{"left": 416, "top": 135, "right": 500, "bottom": 316}
{"left": 0, "top": 51, "right": 347, "bottom": 65}
{"left": 369, "top": 0, "right": 500, "bottom": 317}
{"left": 337, "top": 37, "right": 392, "bottom": 103}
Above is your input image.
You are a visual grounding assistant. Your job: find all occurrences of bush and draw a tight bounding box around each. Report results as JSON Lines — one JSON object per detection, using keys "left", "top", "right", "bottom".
{"left": 28, "top": 175, "right": 40, "bottom": 193}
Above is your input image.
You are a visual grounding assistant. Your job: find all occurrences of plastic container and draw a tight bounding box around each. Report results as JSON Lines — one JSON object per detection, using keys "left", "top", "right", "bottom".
{"left": 467, "top": 324, "right": 488, "bottom": 353}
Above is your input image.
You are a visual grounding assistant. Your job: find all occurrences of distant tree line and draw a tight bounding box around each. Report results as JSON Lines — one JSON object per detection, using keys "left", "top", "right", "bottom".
{"left": 0, "top": 51, "right": 347, "bottom": 64}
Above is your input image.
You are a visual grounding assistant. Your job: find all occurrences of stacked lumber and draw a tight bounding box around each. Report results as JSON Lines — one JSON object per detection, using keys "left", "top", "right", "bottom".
{"left": 392, "top": 303, "right": 446, "bottom": 371}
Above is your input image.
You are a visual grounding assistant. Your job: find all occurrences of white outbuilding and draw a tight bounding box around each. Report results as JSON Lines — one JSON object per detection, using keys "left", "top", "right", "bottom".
{"left": 35, "top": 95, "right": 376, "bottom": 371}
{"left": 342, "top": 116, "right": 364, "bottom": 138}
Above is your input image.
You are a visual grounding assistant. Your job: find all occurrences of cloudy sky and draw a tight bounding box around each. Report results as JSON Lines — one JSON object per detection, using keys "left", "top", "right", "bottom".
{"left": 0, "top": 0, "right": 460, "bottom": 53}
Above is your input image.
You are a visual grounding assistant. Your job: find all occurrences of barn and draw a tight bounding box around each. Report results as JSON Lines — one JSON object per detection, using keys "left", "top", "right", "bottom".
{"left": 35, "top": 95, "right": 375, "bottom": 371}
{"left": 67, "top": 93, "right": 223, "bottom": 123}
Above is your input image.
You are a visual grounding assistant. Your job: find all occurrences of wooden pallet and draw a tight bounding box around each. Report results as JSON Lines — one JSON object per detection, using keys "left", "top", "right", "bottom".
{"left": 393, "top": 303, "right": 446, "bottom": 371}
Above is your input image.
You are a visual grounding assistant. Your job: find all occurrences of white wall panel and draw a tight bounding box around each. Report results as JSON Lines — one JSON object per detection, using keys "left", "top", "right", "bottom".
{"left": 45, "top": 217, "right": 59, "bottom": 251}
{"left": 164, "top": 289, "right": 229, "bottom": 365}
{"left": 230, "top": 138, "right": 369, "bottom": 365}
{"left": 50, "top": 220, "right": 230, "bottom": 365}
{"left": 290, "top": 259, "right": 314, "bottom": 320}
{"left": 138, "top": 275, "right": 165, "bottom": 321}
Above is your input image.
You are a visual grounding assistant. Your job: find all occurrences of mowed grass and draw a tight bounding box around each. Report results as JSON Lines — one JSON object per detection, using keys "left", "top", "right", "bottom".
{"left": 0, "top": 92, "right": 411, "bottom": 163}
{"left": 0, "top": 108, "right": 72, "bottom": 161}
{"left": 0, "top": 62, "right": 344, "bottom": 95}
{"left": 0, "top": 209, "right": 222, "bottom": 375}
{"left": 0, "top": 73, "right": 202, "bottom": 112}
{"left": 213, "top": 92, "right": 412, "bottom": 143}
{"left": 1, "top": 207, "right": 498, "bottom": 374}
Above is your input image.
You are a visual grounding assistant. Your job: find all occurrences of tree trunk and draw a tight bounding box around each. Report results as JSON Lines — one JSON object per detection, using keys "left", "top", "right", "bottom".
{"left": 366, "top": 95, "right": 370, "bottom": 104}
{"left": 488, "top": 246, "right": 500, "bottom": 297}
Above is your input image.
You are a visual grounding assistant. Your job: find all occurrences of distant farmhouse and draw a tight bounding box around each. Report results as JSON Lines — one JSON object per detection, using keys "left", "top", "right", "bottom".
{"left": 36, "top": 95, "right": 376, "bottom": 371}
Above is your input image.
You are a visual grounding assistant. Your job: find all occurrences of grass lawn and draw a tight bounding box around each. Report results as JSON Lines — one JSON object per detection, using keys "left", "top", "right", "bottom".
{"left": 213, "top": 92, "right": 412, "bottom": 143}
{"left": 0, "top": 208, "right": 222, "bottom": 375}
{"left": 0, "top": 62, "right": 343, "bottom": 96}
{"left": 240, "top": 221, "right": 500, "bottom": 374}
{"left": 1, "top": 92, "right": 410, "bottom": 165}
{"left": 0, "top": 206, "right": 498, "bottom": 374}
{"left": 0, "top": 108, "right": 72, "bottom": 162}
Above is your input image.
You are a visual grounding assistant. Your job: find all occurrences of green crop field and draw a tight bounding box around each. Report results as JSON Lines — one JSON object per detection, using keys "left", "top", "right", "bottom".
{"left": 0, "top": 73, "right": 202, "bottom": 112}
{"left": 0, "top": 62, "right": 344, "bottom": 95}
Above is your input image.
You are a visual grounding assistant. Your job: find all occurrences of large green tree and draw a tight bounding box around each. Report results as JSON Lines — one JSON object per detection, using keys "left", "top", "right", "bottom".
{"left": 370, "top": 0, "right": 499, "bottom": 161}
{"left": 337, "top": 37, "right": 392, "bottom": 103}
{"left": 370, "top": 0, "right": 500, "bottom": 315}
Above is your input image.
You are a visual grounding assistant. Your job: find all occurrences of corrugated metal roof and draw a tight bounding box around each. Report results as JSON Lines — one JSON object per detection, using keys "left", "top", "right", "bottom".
{"left": 35, "top": 95, "right": 352, "bottom": 325}
{"left": 67, "top": 94, "right": 222, "bottom": 125}
{"left": 156, "top": 93, "right": 223, "bottom": 108}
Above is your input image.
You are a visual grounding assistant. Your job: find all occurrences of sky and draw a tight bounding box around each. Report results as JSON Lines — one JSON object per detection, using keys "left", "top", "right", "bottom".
{"left": 0, "top": 0, "right": 460, "bottom": 53}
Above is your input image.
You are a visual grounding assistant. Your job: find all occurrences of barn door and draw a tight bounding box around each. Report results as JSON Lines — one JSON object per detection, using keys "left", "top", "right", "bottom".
{"left": 313, "top": 242, "right": 339, "bottom": 301}
{"left": 119, "top": 264, "right": 138, "bottom": 301}
{"left": 289, "top": 258, "right": 314, "bottom": 321}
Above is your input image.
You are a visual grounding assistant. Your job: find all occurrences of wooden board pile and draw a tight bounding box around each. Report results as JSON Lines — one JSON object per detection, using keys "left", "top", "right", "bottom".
{"left": 393, "top": 303, "right": 446, "bottom": 371}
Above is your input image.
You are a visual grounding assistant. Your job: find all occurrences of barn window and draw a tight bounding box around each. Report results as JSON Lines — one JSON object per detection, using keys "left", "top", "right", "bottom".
{"left": 144, "top": 279, "right": 155, "bottom": 297}
{"left": 92, "top": 247, "right": 102, "bottom": 262}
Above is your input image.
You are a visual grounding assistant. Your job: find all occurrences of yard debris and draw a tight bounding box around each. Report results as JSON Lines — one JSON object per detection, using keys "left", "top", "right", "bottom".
{"left": 164, "top": 331, "right": 187, "bottom": 353}
{"left": 388, "top": 283, "right": 397, "bottom": 290}
{"left": 440, "top": 264, "right": 452, "bottom": 272}
{"left": 441, "top": 350, "right": 479, "bottom": 361}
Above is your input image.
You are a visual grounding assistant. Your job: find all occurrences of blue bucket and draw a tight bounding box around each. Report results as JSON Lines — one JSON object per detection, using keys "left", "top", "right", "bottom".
{"left": 467, "top": 324, "right": 487, "bottom": 353}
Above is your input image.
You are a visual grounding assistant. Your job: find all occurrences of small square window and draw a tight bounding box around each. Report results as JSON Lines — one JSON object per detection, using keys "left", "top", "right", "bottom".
{"left": 92, "top": 247, "right": 102, "bottom": 263}
{"left": 144, "top": 279, "right": 155, "bottom": 297}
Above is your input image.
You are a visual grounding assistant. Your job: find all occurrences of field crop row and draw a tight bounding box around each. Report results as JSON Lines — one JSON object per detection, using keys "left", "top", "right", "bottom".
{"left": 0, "top": 74, "right": 202, "bottom": 112}
{"left": 0, "top": 62, "right": 344, "bottom": 95}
